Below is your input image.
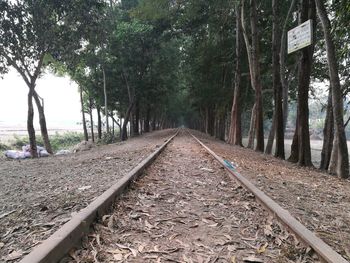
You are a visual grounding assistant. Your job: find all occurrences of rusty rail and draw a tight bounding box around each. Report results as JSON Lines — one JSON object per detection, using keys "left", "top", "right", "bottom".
{"left": 20, "top": 130, "right": 178, "bottom": 263}
{"left": 190, "top": 132, "right": 348, "bottom": 263}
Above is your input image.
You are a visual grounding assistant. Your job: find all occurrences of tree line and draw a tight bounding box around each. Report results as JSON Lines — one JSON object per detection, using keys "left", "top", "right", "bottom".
{"left": 1, "top": 0, "right": 349, "bottom": 179}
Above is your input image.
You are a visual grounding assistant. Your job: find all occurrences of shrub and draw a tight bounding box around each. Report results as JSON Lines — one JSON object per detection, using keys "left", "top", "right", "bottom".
{"left": 10, "top": 132, "right": 84, "bottom": 152}
{"left": 101, "top": 132, "right": 117, "bottom": 144}
{"left": 0, "top": 143, "right": 9, "bottom": 151}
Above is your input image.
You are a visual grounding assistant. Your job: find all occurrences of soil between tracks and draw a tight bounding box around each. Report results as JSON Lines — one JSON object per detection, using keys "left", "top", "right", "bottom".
{"left": 0, "top": 129, "right": 175, "bottom": 262}
{"left": 68, "top": 132, "right": 318, "bottom": 263}
{"left": 191, "top": 130, "right": 350, "bottom": 261}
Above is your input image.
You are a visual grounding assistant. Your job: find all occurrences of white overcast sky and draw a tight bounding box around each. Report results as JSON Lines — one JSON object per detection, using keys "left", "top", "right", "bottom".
{"left": 0, "top": 69, "right": 82, "bottom": 129}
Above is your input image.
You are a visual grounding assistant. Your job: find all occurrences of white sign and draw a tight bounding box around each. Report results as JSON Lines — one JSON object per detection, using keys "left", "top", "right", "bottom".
{"left": 287, "top": 19, "right": 313, "bottom": 54}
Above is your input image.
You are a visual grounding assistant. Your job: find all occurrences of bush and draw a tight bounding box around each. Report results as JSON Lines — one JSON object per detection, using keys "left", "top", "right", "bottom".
{"left": 0, "top": 143, "right": 9, "bottom": 151}
{"left": 101, "top": 132, "right": 117, "bottom": 144}
{"left": 50, "top": 132, "right": 84, "bottom": 151}
{"left": 10, "top": 132, "right": 84, "bottom": 152}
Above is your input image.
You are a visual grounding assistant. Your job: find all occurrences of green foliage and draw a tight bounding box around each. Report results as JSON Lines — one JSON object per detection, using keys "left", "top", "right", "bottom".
{"left": 10, "top": 132, "right": 84, "bottom": 152}
{"left": 101, "top": 132, "right": 118, "bottom": 144}
{"left": 0, "top": 142, "right": 9, "bottom": 151}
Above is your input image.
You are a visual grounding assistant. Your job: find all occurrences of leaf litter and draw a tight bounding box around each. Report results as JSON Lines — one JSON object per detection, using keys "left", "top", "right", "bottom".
{"left": 192, "top": 130, "right": 350, "bottom": 262}
{"left": 0, "top": 130, "right": 175, "bottom": 262}
{"left": 65, "top": 132, "right": 319, "bottom": 263}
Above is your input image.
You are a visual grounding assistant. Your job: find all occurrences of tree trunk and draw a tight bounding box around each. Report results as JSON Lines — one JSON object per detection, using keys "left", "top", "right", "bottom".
{"left": 247, "top": 104, "right": 256, "bottom": 149}
{"left": 102, "top": 67, "right": 109, "bottom": 133}
{"left": 288, "top": 115, "right": 299, "bottom": 163}
{"left": 272, "top": 0, "right": 285, "bottom": 159}
{"left": 280, "top": 0, "right": 298, "bottom": 133}
{"left": 133, "top": 100, "right": 140, "bottom": 136}
{"left": 265, "top": 113, "right": 276, "bottom": 154}
{"left": 27, "top": 87, "right": 38, "bottom": 157}
{"left": 152, "top": 113, "right": 156, "bottom": 131}
{"left": 251, "top": 0, "right": 264, "bottom": 152}
{"left": 320, "top": 90, "right": 334, "bottom": 170}
{"left": 121, "top": 102, "right": 135, "bottom": 141}
{"left": 97, "top": 105, "right": 102, "bottom": 140}
{"left": 292, "top": 0, "right": 315, "bottom": 167}
{"left": 315, "top": 0, "right": 349, "bottom": 178}
{"left": 88, "top": 97, "right": 94, "bottom": 142}
{"left": 219, "top": 113, "right": 226, "bottom": 141}
{"left": 328, "top": 134, "right": 338, "bottom": 175}
{"left": 144, "top": 107, "right": 151, "bottom": 132}
{"left": 79, "top": 87, "right": 88, "bottom": 142}
{"left": 228, "top": 1, "right": 243, "bottom": 146}
{"left": 33, "top": 91, "right": 53, "bottom": 154}
{"left": 242, "top": 0, "right": 264, "bottom": 152}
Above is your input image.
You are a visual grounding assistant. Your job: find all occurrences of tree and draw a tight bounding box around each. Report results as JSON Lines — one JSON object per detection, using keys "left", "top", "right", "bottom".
{"left": 288, "top": 0, "right": 316, "bottom": 166}
{"left": 0, "top": 0, "right": 104, "bottom": 156}
{"left": 315, "top": 0, "right": 349, "bottom": 178}
{"left": 241, "top": 0, "right": 264, "bottom": 152}
{"left": 228, "top": 1, "right": 243, "bottom": 147}
{"left": 272, "top": 0, "right": 285, "bottom": 159}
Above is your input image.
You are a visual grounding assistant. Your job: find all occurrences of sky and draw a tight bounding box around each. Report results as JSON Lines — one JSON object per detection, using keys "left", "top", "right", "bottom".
{"left": 0, "top": 69, "right": 82, "bottom": 129}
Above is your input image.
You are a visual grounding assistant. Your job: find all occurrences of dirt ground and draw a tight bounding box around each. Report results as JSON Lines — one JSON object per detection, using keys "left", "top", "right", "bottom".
{"left": 0, "top": 129, "right": 175, "bottom": 262}
{"left": 192, "top": 130, "right": 350, "bottom": 261}
{"left": 67, "top": 132, "right": 318, "bottom": 263}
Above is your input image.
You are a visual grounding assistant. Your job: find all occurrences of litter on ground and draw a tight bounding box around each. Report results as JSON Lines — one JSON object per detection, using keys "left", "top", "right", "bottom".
{"left": 4, "top": 145, "right": 49, "bottom": 159}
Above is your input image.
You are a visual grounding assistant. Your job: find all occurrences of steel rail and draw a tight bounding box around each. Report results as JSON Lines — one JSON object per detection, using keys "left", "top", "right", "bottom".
{"left": 20, "top": 130, "right": 179, "bottom": 263}
{"left": 190, "top": 131, "right": 348, "bottom": 263}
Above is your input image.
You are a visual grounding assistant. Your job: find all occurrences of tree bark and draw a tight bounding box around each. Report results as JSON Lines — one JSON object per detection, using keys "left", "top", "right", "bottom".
{"left": 265, "top": 113, "right": 276, "bottom": 154}
{"left": 242, "top": 0, "right": 264, "bottom": 152}
{"left": 315, "top": 0, "right": 349, "bottom": 178}
{"left": 79, "top": 87, "right": 89, "bottom": 142}
{"left": 328, "top": 134, "right": 338, "bottom": 175}
{"left": 102, "top": 67, "right": 109, "bottom": 133}
{"left": 88, "top": 96, "right": 95, "bottom": 142}
{"left": 27, "top": 87, "right": 38, "bottom": 157}
{"left": 288, "top": 115, "right": 299, "bottom": 163}
{"left": 152, "top": 113, "right": 156, "bottom": 131}
{"left": 97, "top": 105, "right": 102, "bottom": 140}
{"left": 320, "top": 90, "right": 334, "bottom": 170}
{"left": 33, "top": 91, "right": 53, "bottom": 154}
{"left": 280, "top": 0, "right": 298, "bottom": 133}
{"left": 272, "top": 0, "right": 285, "bottom": 159}
{"left": 228, "top": 1, "right": 243, "bottom": 146}
{"left": 144, "top": 107, "right": 151, "bottom": 132}
{"left": 291, "top": 0, "right": 315, "bottom": 167}
{"left": 247, "top": 103, "right": 256, "bottom": 149}
{"left": 121, "top": 101, "right": 135, "bottom": 141}
{"left": 133, "top": 100, "right": 140, "bottom": 136}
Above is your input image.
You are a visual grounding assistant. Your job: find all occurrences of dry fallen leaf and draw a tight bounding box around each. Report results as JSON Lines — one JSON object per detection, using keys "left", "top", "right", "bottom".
{"left": 231, "top": 256, "right": 236, "bottom": 263}
{"left": 227, "top": 245, "right": 236, "bottom": 252}
{"left": 5, "top": 250, "right": 23, "bottom": 261}
{"left": 138, "top": 244, "right": 145, "bottom": 253}
{"left": 243, "top": 255, "right": 264, "bottom": 262}
{"left": 144, "top": 219, "right": 154, "bottom": 229}
{"left": 257, "top": 243, "right": 268, "bottom": 254}
{"left": 113, "top": 254, "right": 123, "bottom": 261}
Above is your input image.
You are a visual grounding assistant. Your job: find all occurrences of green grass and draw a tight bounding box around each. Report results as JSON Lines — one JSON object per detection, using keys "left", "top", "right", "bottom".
{"left": 0, "top": 142, "right": 9, "bottom": 151}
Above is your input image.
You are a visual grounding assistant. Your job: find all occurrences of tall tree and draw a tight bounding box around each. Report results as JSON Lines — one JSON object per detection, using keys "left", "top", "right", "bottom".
{"left": 288, "top": 0, "right": 316, "bottom": 166}
{"left": 315, "top": 0, "right": 349, "bottom": 178}
{"left": 241, "top": 0, "right": 264, "bottom": 152}
{"left": 228, "top": 1, "right": 243, "bottom": 147}
{"left": 0, "top": 0, "right": 104, "bottom": 156}
{"left": 272, "top": 0, "right": 285, "bottom": 159}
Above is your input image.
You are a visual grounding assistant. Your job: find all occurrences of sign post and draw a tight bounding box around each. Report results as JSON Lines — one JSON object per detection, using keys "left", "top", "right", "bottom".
{"left": 287, "top": 19, "right": 313, "bottom": 54}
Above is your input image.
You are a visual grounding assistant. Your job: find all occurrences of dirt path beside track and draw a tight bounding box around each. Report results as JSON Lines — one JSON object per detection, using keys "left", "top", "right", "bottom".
{"left": 0, "top": 129, "right": 175, "bottom": 262}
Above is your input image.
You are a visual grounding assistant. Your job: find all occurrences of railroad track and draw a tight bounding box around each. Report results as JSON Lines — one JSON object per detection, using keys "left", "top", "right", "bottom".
{"left": 20, "top": 129, "right": 348, "bottom": 263}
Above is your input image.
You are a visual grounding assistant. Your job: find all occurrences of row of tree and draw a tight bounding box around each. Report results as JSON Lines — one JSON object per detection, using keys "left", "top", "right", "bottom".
{"left": 1, "top": 0, "right": 349, "bottom": 179}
